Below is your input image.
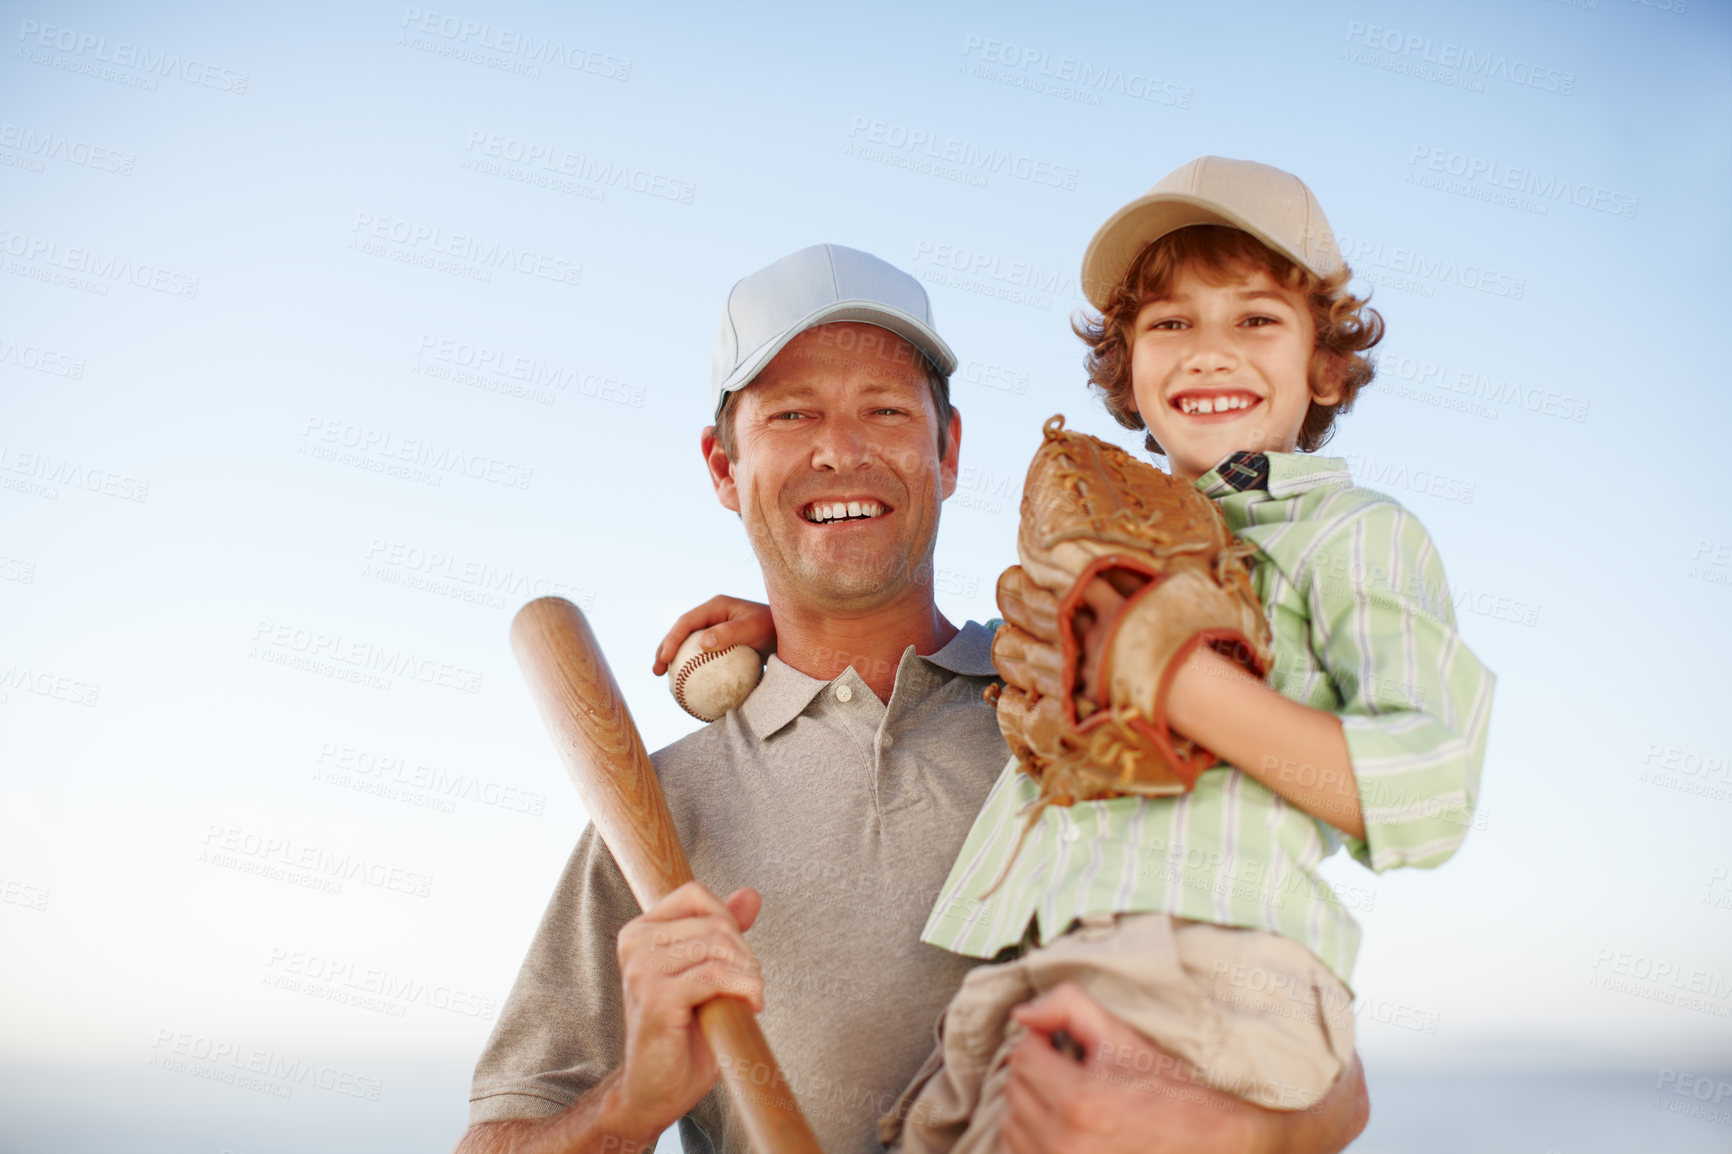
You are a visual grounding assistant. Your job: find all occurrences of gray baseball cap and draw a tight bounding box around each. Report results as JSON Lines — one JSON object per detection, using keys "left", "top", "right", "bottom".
{"left": 709, "top": 244, "right": 957, "bottom": 418}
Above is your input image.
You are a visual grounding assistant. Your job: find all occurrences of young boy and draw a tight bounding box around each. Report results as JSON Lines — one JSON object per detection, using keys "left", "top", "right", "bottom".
{"left": 666, "top": 157, "right": 1494, "bottom": 1149}
{"left": 874, "top": 156, "right": 1495, "bottom": 1152}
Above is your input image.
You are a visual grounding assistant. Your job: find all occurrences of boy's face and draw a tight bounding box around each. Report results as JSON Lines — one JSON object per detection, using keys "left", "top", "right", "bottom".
{"left": 1127, "top": 264, "right": 1340, "bottom": 483}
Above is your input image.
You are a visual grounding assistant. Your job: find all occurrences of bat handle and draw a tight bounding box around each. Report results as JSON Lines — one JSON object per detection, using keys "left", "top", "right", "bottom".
{"left": 699, "top": 999, "right": 822, "bottom": 1154}
{"left": 508, "top": 597, "right": 822, "bottom": 1153}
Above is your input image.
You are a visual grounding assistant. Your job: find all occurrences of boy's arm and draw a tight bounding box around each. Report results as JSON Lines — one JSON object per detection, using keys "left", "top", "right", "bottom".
{"left": 1171, "top": 503, "right": 1495, "bottom": 870}
{"left": 651, "top": 595, "right": 775, "bottom": 675}
{"left": 1165, "top": 650, "right": 1365, "bottom": 839}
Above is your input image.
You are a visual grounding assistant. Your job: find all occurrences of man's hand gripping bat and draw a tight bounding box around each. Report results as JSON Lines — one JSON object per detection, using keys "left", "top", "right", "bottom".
{"left": 510, "top": 596, "right": 822, "bottom": 1154}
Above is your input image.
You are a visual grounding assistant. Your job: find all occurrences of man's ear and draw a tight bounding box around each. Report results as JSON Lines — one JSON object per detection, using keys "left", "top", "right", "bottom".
{"left": 701, "top": 425, "right": 742, "bottom": 513}
{"left": 939, "top": 408, "right": 963, "bottom": 500}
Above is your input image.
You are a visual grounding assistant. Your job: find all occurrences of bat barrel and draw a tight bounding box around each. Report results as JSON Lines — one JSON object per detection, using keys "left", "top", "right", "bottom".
{"left": 509, "top": 596, "right": 822, "bottom": 1154}
{"left": 510, "top": 596, "right": 693, "bottom": 902}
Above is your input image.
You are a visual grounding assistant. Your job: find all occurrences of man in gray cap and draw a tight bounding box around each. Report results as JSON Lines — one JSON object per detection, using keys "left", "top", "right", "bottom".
{"left": 455, "top": 245, "right": 1365, "bottom": 1154}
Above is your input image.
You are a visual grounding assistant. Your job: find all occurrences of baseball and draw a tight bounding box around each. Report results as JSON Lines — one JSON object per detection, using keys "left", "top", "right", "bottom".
{"left": 668, "top": 633, "right": 763, "bottom": 722}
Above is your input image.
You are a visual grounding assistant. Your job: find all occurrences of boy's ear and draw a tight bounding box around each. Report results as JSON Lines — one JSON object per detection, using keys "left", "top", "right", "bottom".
{"left": 1309, "top": 350, "right": 1347, "bottom": 407}
{"left": 1121, "top": 373, "right": 1146, "bottom": 423}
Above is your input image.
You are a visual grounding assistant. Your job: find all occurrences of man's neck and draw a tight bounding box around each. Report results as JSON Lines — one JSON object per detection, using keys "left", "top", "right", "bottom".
{"left": 768, "top": 592, "right": 958, "bottom": 702}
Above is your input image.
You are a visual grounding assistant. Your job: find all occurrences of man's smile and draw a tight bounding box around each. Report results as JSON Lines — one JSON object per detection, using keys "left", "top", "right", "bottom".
{"left": 800, "top": 498, "right": 890, "bottom": 524}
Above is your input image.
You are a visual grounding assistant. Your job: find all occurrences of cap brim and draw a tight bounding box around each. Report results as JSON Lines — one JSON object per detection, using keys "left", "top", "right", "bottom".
{"left": 713, "top": 302, "right": 958, "bottom": 416}
{"left": 1080, "top": 194, "right": 1311, "bottom": 311}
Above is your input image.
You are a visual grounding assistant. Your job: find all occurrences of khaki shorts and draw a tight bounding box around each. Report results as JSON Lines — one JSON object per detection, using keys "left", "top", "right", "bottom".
{"left": 881, "top": 912, "right": 1355, "bottom": 1154}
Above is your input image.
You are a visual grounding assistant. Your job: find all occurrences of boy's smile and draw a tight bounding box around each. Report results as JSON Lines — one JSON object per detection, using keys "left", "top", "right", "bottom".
{"left": 1128, "top": 266, "right": 1341, "bottom": 482}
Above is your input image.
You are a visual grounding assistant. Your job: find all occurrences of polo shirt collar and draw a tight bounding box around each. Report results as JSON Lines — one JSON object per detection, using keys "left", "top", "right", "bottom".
{"left": 924, "top": 619, "right": 997, "bottom": 677}
{"left": 739, "top": 659, "right": 828, "bottom": 740}
{"left": 739, "top": 619, "right": 997, "bottom": 740}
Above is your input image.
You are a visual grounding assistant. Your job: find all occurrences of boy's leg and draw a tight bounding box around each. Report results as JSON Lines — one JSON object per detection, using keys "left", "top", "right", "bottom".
{"left": 1172, "top": 920, "right": 1356, "bottom": 1110}
{"left": 1021, "top": 912, "right": 1225, "bottom": 1082}
{"left": 885, "top": 915, "right": 1178, "bottom": 1154}
{"left": 1020, "top": 912, "right": 1353, "bottom": 1109}
{"left": 889, "top": 913, "right": 1355, "bottom": 1151}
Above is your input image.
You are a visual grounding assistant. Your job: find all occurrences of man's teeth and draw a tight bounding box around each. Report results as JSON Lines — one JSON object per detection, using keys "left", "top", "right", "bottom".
{"left": 805, "top": 500, "right": 885, "bottom": 523}
{"left": 1177, "top": 395, "right": 1256, "bottom": 415}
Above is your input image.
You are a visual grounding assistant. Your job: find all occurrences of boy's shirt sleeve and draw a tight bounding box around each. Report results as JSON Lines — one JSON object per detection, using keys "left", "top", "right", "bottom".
{"left": 1304, "top": 501, "right": 1496, "bottom": 873}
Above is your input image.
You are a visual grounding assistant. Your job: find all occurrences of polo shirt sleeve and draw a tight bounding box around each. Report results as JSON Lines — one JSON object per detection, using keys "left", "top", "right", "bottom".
{"left": 1305, "top": 500, "right": 1496, "bottom": 873}
{"left": 467, "top": 823, "right": 726, "bottom": 1144}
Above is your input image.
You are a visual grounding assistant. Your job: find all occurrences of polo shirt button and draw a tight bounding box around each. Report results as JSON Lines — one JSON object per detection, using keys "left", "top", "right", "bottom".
{"left": 835, "top": 685, "right": 853, "bottom": 703}
{"left": 1062, "top": 825, "right": 1081, "bottom": 844}
{"left": 882, "top": 733, "right": 894, "bottom": 747}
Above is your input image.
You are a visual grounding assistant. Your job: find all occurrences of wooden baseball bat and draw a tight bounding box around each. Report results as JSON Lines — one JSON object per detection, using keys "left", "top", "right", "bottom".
{"left": 509, "top": 596, "right": 821, "bottom": 1154}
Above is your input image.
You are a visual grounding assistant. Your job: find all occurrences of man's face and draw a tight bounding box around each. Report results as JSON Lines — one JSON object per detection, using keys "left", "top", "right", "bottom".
{"left": 705, "top": 322, "right": 961, "bottom": 611}
{"left": 1128, "top": 264, "right": 1339, "bottom": 482}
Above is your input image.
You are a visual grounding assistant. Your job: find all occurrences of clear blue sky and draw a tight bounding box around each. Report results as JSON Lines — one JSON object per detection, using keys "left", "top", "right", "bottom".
{"left": 3, "top": 1, "right": 1729, "bottom": 1150}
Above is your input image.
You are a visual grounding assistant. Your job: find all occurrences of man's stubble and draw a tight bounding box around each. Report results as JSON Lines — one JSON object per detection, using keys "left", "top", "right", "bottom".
{"left": 740, "top": 481, "right": 943, "bottom": 613}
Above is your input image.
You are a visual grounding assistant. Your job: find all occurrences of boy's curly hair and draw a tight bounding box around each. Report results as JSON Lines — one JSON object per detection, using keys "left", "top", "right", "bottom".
{"left": 1074, "top": 225, "right": 1384, "bottom": 455}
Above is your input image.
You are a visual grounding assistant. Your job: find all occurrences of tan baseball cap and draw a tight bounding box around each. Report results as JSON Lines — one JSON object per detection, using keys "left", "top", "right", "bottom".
{"left": 1080, "top": 156, "right": 1344, "bottom": 309}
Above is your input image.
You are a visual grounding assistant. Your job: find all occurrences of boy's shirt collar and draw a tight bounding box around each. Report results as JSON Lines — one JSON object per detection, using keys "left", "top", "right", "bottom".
{"left": 1208, "top": 451, "right": 1271, "bottom": 493}
{"left": 1194, "top": 450, "right": 1352, "bottom": 499}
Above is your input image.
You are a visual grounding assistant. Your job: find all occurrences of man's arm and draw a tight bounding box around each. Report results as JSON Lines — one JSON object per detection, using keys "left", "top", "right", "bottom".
{"left": 454, "top": 1073, "right": 646, "bottom": 1154}
{"left": 1002, "top": 983, "right": 1368, "bottom": 1154}
{"left": 455, "top": 881, "right": 764, "bottom": 1154}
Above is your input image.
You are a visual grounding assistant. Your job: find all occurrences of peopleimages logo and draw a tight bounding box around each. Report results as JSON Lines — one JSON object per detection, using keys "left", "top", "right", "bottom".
{"left": 414, "top": 335, "right": 644, "bottom": 409}
{"left": 1342, "top": 21, "right": 1575, "bottom": 95}
{"left": 264, "top": 946, "right": 498, "bottom": 1020}
{"left": 363, "top": 536, "right": 596, "bottom": 613}
{"left": 249, "top": 618, "right": 485, "bottom": 696}
{"left": 348, "top": 212, "right": 581, "bottom": 288}
{"left": 200, "top": 823, "right": 437, "bottom": 898}
{"left": 0, "top": 228, "right": 200, "bottom": 298}
{"left": 399, "top": 7, "right": 631, "bottom": 80}
{"left": 908, "top": 239, "right": 1078, "bottom": 312}
{"left": 1407, "top": 145, "right": 1639, "bottom": 220}
{"left": 0, "top": 123, "right": 135, "bottom": 175}
{"left": 846, "top": 117, "right": 1080, "bottom": 190}
{"left": 0, "top": 335, "right": 86, "bottom": 379}
{"left": 1337, "top": 234, "right": 1525, "bottom": 300}
{"left": 463, "top": 131, "right": 694, "bottom": 204}
{"left": 15, "top": 19, "right": 250, "bottom": 93}
{"left": 1371, "top": 350, "right": 1591, "bottom": 425}
{"left": 0, "top": 662, "right": 101, "bottom": 707}
{"left": 300, "top": 416, "right": 534, "bottom": 490}
{"left": 1588, "top": 947, "right": 1732, "bottom": 1018}
{"left": 0, "top": 443, "right": 149, "bottom": 503}
{"left": 149, "top": 1029, "right": 383, "bottom": 1101}
{"left": 958, "top": 35, "right": 1192, "bottom": 109}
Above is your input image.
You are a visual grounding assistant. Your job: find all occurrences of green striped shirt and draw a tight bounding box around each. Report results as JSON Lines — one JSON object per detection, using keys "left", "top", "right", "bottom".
{"left": 919, "top": 453, "right": 1496, "bottom": 986}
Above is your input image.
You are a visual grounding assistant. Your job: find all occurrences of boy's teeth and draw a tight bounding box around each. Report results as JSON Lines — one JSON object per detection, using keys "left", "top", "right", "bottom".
{"left": 1180, "top": 395, "right": 1253, "bottom": 414}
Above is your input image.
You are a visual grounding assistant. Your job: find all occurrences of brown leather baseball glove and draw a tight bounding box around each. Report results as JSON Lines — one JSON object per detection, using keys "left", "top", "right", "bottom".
{"left": 988, "top": 416, "right": 1272, "bottom": 829}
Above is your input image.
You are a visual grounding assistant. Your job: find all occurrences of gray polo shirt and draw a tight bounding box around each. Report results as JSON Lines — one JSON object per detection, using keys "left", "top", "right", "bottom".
{"left": 470, "top": 621, "right": 1007, "bottom": 1154}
